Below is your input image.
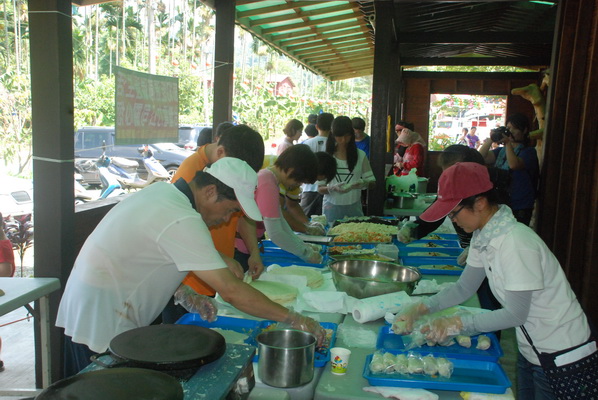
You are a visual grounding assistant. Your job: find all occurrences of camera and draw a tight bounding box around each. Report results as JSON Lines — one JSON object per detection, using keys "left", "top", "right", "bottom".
{"left": 490, "top": 126, "right": 510, "bottom": 143}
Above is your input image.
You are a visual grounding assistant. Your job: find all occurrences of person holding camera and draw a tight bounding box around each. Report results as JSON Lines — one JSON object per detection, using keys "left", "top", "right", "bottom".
{"left": 478, "top": 113, "right": 539, "bottom": 225}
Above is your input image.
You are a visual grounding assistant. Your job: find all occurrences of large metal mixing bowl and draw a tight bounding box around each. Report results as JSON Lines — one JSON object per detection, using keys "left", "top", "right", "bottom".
{"left": 329, "top": 260, "right": 421, "bottom": 299}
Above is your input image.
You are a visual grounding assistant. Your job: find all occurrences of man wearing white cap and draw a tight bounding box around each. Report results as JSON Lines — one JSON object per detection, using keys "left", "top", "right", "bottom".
{"left": 57, "top": 157, "right": 324, "bottom": 376}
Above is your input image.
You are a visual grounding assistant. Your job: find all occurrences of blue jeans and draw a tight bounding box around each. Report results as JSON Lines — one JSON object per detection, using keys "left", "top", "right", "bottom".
{"left": 517, "top": 352, "right": 557, "bottom": 400}
{"left": 63, "top": 335, "right": 97, "bottom": 378}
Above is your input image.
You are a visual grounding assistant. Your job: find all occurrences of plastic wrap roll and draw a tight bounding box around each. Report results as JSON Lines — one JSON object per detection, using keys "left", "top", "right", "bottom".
{"left": 352, "top": 291, "right": 412, "bottom": 324}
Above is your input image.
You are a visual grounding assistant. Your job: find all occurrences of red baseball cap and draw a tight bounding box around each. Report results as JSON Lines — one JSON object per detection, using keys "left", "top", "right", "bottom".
{"left": 420, "top": 162, "right": 493, "bottom": 222}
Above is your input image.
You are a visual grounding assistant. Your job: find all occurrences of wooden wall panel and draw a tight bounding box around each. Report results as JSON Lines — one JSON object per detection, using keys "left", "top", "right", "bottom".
{"left": 539, "top": 0, "right": 598, "bottom": 323}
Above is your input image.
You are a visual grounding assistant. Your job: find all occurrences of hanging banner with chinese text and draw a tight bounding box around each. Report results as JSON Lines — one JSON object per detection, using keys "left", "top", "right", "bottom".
{"left": 114, "top": 66, "right": 179, "bottom": 144}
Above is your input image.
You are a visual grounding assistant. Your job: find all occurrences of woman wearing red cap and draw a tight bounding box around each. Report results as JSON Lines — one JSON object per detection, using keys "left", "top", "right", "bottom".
{"left": 393, "top": 162, "right": 595, "bottom": 400}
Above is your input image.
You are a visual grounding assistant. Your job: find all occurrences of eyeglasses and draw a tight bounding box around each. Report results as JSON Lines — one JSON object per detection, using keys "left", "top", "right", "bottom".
{"left": 448, "top": 205, "right": 466, "bottom": 220}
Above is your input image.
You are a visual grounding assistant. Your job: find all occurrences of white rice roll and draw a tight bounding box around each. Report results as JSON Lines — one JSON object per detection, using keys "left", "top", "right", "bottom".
{"left": 382, "top": 351, "right": 397, "bottom": 372}
{"left": 395, "top": 354, "right": 409, "bottom": 374}
{"left": 436, "top": 357, "right": 454, "bottom": 379}
{"left": 370, "top": 352, "right": 386, "bottom": 373}
{"left": 456, "top": 335, "right": 472, "bottom": 348}
{"left": 422, "top": 355, "right": 439, "bottom": 376}
{"left": 439, "top": 338, "right": 456, "bottom": 347}
{"left": 476, "top": 334, "right": 492, "bottom": 350}
{"left": 407, "top": 353, "right": 424, "bottom": 374}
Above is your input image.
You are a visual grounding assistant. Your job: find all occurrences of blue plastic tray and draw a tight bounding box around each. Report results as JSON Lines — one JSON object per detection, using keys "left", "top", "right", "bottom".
{"left": 261, "top": 255, "right": 328, "bottom": 268}
{"left": 421, "top": 233, "right": 459, "bottom": 241}
{"left": 265, "top": 260, "right": 327, "bottom": 269}
{"left": 402, "top": 258, "right": 464, "bottom": 276}
{"left": 399, "top": 247, "right": 463, "bottom": 257}
{"left": 376, "top": 326, "right": 503, "bottom": 362}
{"left": 362, "top": 353, "right": 511, "bottom": 394}
{"left": 176, "top": 314, "right": 337, "bottom": 367}
{"left": 400, "top": 256, "right": 460, "bottom": 269}
{"left": 401, "top": 239, "right": 462, "bottom": 248}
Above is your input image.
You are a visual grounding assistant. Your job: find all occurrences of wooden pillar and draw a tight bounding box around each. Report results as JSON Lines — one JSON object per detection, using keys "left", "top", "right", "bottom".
{"left": 28, "top": 0, "right": 75, "bottom": 384}
{"left": 368, "top": 0, "right": 395, "bottom": 215}
{"left": 213, "top": 0, "right": 235, "bottom": 127}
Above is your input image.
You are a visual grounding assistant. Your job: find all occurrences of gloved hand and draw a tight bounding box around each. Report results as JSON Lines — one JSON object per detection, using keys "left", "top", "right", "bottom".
{"left": 305, "top": 221, "right": 326, "bottom": 236}
{"left": 302, "top": 245, "right": 323, "bottom": 264}
{"left": 457, "top": 246, "right": 469, "bottom": 266}
{"left": 327, "top": 182, "right": 351, "bottom": 194}
{"left": 419, "top": 315, "right": 464, "bottom": 346}
{"left": 174, "top": 284, "right": 218, "bottom": 322}
{"left": 283, "top": 311, "right": 326, "bottom": 346}
{"left": 397, "top": 222, "right": 418, "bottom": 244}
{"left": 392, "top": 301, "right": 430, "bottom": 334}
{"left": 349, "top": 179, "right": 369, "bottom": 190}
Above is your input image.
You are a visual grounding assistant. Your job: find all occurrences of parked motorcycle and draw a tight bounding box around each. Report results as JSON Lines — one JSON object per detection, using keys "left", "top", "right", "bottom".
{"left": 115, "top": 146, "right": 171, "bottom": 190}
{"left": 74, "top": 173, "right": 93, "bottom": 204}
{"left": 97, "top": 142, "right": 128, "bottom": 199}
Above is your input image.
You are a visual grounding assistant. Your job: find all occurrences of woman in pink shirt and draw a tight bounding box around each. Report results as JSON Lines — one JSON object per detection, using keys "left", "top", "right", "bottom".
{"left": 235, "top": 145, "right": 323, "bottom": 267}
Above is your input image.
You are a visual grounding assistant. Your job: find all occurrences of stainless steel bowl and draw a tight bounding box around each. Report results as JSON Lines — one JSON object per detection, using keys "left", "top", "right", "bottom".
{"left": 329, "top": 260, "right": 421, "bottom": 299}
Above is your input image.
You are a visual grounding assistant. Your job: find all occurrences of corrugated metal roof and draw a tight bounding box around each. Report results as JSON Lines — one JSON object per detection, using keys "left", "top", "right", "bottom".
{"left": 235, "top": 1, "right": 375, "bottom": 81}
{"left": 234, "top": 1, "right": 557, "bottom": 80}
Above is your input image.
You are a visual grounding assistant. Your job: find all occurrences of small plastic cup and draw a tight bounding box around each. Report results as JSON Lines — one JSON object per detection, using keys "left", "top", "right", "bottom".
{"left": 330, "top": 347, "right": 351, "bottom": 375}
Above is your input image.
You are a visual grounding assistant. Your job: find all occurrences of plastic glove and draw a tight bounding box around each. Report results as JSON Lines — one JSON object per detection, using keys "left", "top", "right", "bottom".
{"left": 174, "top": 284, "right": 218, "bottom": 322}
{"left": 327, "top": 182, "right": 351, "bottom": 194}
{"left": 302, "top": 245, "right": 323, "bottom": 264}
{"left": 349, "top": 179, "right": 368, "bottom": 190}
{"left": 392, "top": 301, "right": 430, "bottom": 334}
{"left": 457, "top": 246, "right": 469, "bottom": 266}
{"left": 283, "top": 311, "right": 326, "bottom": 346}
{"left": 397, "top": 222, "right": 418, "bottom": 244}
{"left": 305, "top": 221, "right": 326, "bottom": 236}
{"left": 419, "top": 315, "right": 464, "bottom": 345}
{"left": 307, "top": 243, "right": 323, "bottom": 253}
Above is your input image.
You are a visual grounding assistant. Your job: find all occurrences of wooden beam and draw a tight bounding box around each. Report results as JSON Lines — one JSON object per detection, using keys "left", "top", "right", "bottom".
{"left": 397, "top": 31, "right": 553, "bottom": 44}
{"left": 401, "top": 56, "right": 550, "bottom": 67}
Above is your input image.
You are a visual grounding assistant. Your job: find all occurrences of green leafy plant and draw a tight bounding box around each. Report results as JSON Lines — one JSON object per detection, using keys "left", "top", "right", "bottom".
{"left": 5, "top": 214, "right": 34, "bottom": 277}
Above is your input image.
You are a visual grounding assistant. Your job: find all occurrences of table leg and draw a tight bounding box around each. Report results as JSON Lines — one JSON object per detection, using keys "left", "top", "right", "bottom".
{"left": 39, "top": 295, "right": 52, "bottom": 388}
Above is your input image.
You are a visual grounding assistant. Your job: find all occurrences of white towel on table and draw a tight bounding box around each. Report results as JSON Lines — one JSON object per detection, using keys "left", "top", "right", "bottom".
{"left": 363, "top": 386, "right": 439, "bottom": 400}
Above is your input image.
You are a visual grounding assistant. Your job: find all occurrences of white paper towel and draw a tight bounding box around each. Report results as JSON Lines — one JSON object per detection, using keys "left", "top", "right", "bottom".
{"left": 352, "top": 291, "right": 412, "bottom": 323}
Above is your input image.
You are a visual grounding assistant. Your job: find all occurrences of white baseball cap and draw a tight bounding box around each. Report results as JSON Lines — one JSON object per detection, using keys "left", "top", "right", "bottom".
{"left": 204, "top": 157, "right": 262, "bottom": 221}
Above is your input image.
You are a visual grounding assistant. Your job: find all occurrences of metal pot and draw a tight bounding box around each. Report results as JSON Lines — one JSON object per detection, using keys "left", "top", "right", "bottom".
{"left": 256, "top": 329, "right": 316, "bottom": 388}
{"left": 393, "top": 192, "right": 418, "bottom": 209}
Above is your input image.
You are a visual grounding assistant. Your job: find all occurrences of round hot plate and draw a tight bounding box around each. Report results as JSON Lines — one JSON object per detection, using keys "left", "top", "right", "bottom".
{"left": 36, "top": 368, "right": 183, "bottom": 400}
{"left": 108, "top": 324, "right": 225, "bottom": 370}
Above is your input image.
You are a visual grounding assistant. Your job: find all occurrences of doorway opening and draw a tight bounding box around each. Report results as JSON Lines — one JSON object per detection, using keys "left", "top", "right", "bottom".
{"left": 428, "top": 94, "right": 507, "bottom": 150}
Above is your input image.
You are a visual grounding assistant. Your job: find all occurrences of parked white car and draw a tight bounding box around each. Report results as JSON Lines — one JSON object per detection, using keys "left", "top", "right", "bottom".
{"left": 0, "top": 176, "right": 33, "bottom": 217}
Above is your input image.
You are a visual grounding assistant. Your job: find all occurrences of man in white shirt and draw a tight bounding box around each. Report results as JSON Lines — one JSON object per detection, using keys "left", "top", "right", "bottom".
{"left": 57, "top": 157, "right": 323, "bottom": 376}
